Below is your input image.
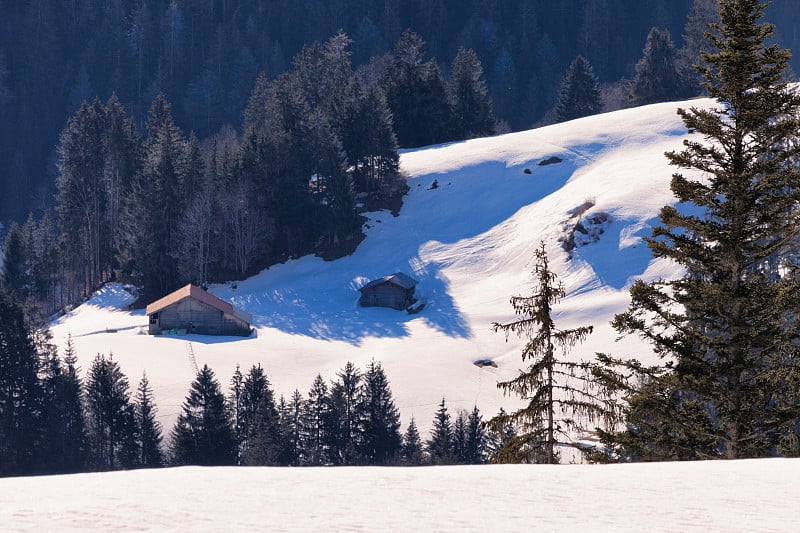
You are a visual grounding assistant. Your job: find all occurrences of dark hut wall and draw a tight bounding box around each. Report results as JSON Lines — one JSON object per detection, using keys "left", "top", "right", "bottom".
{"left": 361, "top": 284, "right": 409, "bottom": 309}
{"left": 156, "top": 298, "right": 226, "bottom": 334}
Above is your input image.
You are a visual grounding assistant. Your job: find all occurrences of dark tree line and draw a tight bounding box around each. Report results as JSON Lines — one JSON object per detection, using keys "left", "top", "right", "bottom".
{"left": 0, "top": 0, "right": 709, "bottom": 222}
{"left": 0, "top": 289, "right": 163, "bottom": 475}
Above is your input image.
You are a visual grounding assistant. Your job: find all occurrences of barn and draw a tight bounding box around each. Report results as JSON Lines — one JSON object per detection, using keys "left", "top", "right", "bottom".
{"left": 146, "top": 284, "right": 252, "bottom": 336}
{"left": 359, "top": 272, "right": 418, "bottom": 310}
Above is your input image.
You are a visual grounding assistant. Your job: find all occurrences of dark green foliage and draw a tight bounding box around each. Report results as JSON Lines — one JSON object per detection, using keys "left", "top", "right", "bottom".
{"left": 426, "top": 398, "right": 454, "bottom": 465}
{"left": 135, "top": 373, "right": 163, "bottom": 467}
{"left": 383, "top": 30, "right": 452, "bottom": 147}
{"left": 0, "top": 222, "right": 29, "bottom": 299}
{"left": 84, "top": 353, "right": 139, "bottom": 470}
{"left": 600, "top": 0, "right": 800, "bottom": 461}
{"left": 358, "top": 360, "right": 402, "bottom": 464}
{"left": 448, "top": 47, "right": 495, "bottom": 140}
{"left": 328, "top": 362, "right": 363, "bottom": 465}
{"left": 465, "top": 406, "right": 487, "bottom": 464}
{"left": 56, "top": 99, "right": 111, "bottom": 298}
{"left": 302, "top": 374, "right": 333, "bottom": 465}
{"left": 243, "top": 393, "right": 282, "bottom": 466}
{"left": 630, "top": 28, "right": 689, "bottom": 105}
{"left": 401, "top": 417, "right": 425, "bottom": 465}
{"left": 486, "top": 242, "right": 614, "bottom": 464}
{"left": 555, "top": 56, "right": 603, "bottom": 123}
{"left": 240, "top": 365, "right": 281, "bottom": 466}
{"left": 118, "top": 95, "right": 187, "bottom": 300}
{"left": 279, "top": 390, "right": 306, "bottom": 466}
{"left": 171, "top": 365, "right": 236, "bottom": 466}
{"left": 0, "top": 289, "right": 44, "bottom": 476}
{"left": 40, "top": 335, "right": 88, "bottom": 473}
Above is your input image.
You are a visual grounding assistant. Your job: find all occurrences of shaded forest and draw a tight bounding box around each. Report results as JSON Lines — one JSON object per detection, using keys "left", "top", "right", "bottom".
{"left": 0, "top": 0, "right": 768, "bottom": 222}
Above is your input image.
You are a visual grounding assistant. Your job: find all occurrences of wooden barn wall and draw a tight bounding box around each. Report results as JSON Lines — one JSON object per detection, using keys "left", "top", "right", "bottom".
{"left": 361, "top": 284, "right": 409, "bottom": 309}
{"left": 158, "top": 299, "right": 225, "bottom": 334}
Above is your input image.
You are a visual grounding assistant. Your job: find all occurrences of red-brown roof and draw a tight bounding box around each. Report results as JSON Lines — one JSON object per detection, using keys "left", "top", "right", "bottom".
{"left": 146, "top": 284, "right": 240, "bottom": 318}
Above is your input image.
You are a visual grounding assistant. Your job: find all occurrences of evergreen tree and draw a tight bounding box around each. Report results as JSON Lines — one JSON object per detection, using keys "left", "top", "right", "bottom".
{"left": 228, "top": 364, "right": 244, "bottom": 463}
{"left": 358, "top": 360, "right": 402, "bottom": 464}
{"left": 630, "top": 27, "right": 687, "bottom": 106}
{"left": 599, "top": 0, "right": 800, "bottom": 461}
{"left": 0, "top": 222, "right": 30, "bottom": 300}
{"left": 84, "top": 353, "right": 138, "bottom": 469}
{"left": 401, "top": 417, "right": 425, "bottom": 465}
{"left": 55, "top": 99, "right": 110, "bottom": 297}
{"left": 484, "top": 407, "right": 517, "bottom": 460}
{"left": 426, "top": 398, "right": 454, "bottom": 465}
{"left": 465, "top": 406, "right": 487, "bottom": 464}
{"left": 678, "top": 0, "right": 721, "bottom": 89}
{"left": 45, "top": 335, "right": 87, "bottom": 472}
{"left": 134, "top": 372, "right": 163, "bottom": 467}
{"left": 279, "top": 390, "right": 306, "bottom": 465}
{"left": 555, "top": 55, "right": 603, "bottom": 123}
{"left": 328, "top": 361, "right": 362, "bottom": 465}
{"left": 486, "top": 242, "right": 613, "bottom": 464}
{"left": 342, "top": 82, "right": 401, "bottom": 198}
{"left": 383, "top": 30, "right": 451, "bottom": 147}
{"left": 171, "top": 365, "right": 235, "bottom": 466}
{"left": 0, "top": 289, "right": 43, "bottom": 475}
{"left": 118, "top": 94, "right": 186, "bottom": 300}
{"left": 302, "top": 374, "right": 332, "bottom": 465}
{"left": 448, "top": 47, "right": 495, "bottom": 140}
{"left": 452, "top": 409, "right": 468, "bottom": 464}
{"left": 241, "top": 365, "right": 281, "bottom": 466}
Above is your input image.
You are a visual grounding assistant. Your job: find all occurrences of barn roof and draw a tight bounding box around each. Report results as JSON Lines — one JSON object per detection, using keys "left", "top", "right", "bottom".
{"left": 359, "top": 272, "right": 418, "bottom": 292}
{"left": 145, "top": 284, "right": 252, "bottom": 324}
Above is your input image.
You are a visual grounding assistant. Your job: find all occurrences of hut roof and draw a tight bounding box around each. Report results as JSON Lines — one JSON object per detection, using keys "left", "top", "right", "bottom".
{"left": 145, "top": 284, "right": 252, "bottom": 324}
{"left": 359, "top": 272, "right": 418, "bottom": 292}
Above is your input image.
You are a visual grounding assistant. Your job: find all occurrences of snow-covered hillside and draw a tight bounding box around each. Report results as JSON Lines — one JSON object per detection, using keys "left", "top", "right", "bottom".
{"left": 50, "top": 99, "right": 705, "bottom": 436}
{"left": 3, "top": 459, "right": 799, "bottom": 531}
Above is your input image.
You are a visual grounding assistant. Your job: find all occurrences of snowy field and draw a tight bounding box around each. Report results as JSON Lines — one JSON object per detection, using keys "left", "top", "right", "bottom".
{"left": 3, "top": 459, "right": 799, "bottom": 531}
{"left": 49, "top": 99, "right": 704, "bottom": 438}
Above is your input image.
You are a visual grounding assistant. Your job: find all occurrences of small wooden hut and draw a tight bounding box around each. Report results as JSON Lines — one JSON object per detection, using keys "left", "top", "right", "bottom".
{"left": 146, "top": 284, "right": 252, "bottom": 336}
{"left": 359, "top": 272, "right": 418, "bottom": 310}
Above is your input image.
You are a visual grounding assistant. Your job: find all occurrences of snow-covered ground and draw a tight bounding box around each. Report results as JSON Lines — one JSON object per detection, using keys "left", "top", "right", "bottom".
{"left": 3, "top": 459, "right": 799, "bottom": 531}
{"left": 50, "top": 99, "right": 702, "bottom": 438}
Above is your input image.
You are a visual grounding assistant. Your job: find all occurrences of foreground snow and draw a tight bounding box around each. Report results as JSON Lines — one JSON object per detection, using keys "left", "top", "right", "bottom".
{"left": 3, "top": 459, "right": 798, "bottom": 531}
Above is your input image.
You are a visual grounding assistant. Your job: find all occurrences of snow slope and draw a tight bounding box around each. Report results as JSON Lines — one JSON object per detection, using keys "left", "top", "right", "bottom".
{"left": 3, "top": 459, "right": 799, "bottom": 531}
{"left": 50, "top": 99, "right": 706, "bottom": 436}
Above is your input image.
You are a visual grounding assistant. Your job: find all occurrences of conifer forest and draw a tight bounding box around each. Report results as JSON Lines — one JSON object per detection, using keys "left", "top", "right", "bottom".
{"left": 4, "top": 0, "right": 800, "bottom": 478}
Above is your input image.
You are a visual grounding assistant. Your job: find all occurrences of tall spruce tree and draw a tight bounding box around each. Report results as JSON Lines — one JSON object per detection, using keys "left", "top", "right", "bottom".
{"left": 401, "top": 417, "right": 425, "bottom": 465}
{"left": 239, "top": 364, "right": 280, "bottom": 465}
{"left": 486, "top": 242, "right": 614, "bottom": 464}
{"left": 555, "top": 55, "right": 603, "bottom": 123}
{"left": 358, "top": 360, "right": 402, "bottom": 464}
{"left": 328, "top": 361, "right": 362, "bottom": 465}
{"left": 448, "top": 47, "right": 495, "bottom": 140}
{"left": 0, "top": 289, "right": 44, "bottom": 475}
{"left": 630, "top": 27, "right": 687, "bottom": 106}
{"left": 426, "top": 398, "right": 455, "bottom": 465}
{"left": 134, "top": 372, "right": 163, "bottom": 467}
{"left": 84, "top": 353, "right": 139, "bottom": 470}
{"left": 599, "top": 0, "right": 800, "bottom": 461}
{"left": 171, "top": 365, "right": 235, "bottom": 466}
{"left": 302, "top": 374, "right": 333, "bottom": 465}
